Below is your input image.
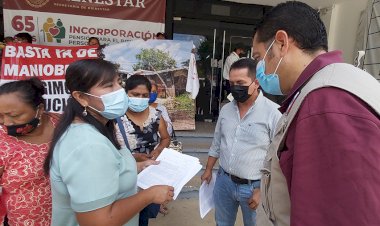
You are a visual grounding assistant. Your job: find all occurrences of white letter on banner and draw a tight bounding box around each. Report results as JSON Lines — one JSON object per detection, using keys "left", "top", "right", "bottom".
{"left": 43, "top": 65, "right": 54, "bottom": 76}
{"left": 87, "top": 49, "right": 98, "bottom": 57}
{"left": 41, "top": 49, "right": 52, "bottom": 58}
{"left": 3, "top": 64, "right": 18, "bottom": 76}
{"left": 136, "top": 0, "right": 145, "bottom": 8}
{"left": 123, "top": 0, "right": 134, "bottom": 7}
{"left": 4, "top": 46, "right": 16, "bottom": 57}
{"left": 104, "top": 0, "right": 112, "bottom": 5}
{"left": 55, "top": 65, "right": 65, "bottom": 76}
{"left": 76, "top": 49, "right": 87, "bottom": 58}
{"left": 19, "top": 65, "right": 30, "bottom": 77}
{"left": 25, "top": 46, "right": 36, "bottom": 58}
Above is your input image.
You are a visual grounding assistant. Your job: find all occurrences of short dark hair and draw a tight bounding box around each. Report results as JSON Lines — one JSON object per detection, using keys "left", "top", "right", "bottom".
{"left": 230, "top": 58, "right": 258, "bottom": 79}
{"left": 88, "top": 37, "right": 100, "bottom": 44}
{"left": 156, "top": 32, "right": 166, "bottom": 38}
{"left": 233, "top": 43, "right": 245, "bottom": 52}
{"left": 125, "top": 74, "right": 152, "bottom": 92}
{"left": 0, "top": 77, "right": 44, "bottom": 109}
{"left": 254, "top": 1, "right": 328, "bottom": 53}
{"left": 15, "top": 32, "right": 33, "bottom": 43}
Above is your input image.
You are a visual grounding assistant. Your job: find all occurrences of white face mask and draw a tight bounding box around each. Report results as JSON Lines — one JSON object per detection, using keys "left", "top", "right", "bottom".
{"left": 84, "top": 89, "right": 129, "bottom": 119}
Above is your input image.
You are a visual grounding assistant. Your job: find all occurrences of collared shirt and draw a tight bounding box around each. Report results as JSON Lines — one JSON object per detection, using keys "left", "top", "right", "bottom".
{"left": 223, "top": 52, "right": 240, "bottom": 80}
{"left": 209, "top": 91, "right": 281, "bottom": 180}
{"left": 279, "top": 51, "right": 380, "bottom": 226}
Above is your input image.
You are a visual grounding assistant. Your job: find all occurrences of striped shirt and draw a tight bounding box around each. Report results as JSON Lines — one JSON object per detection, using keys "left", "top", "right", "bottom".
{"left": 209, "top": 91, "right": 281, "bottom": 180}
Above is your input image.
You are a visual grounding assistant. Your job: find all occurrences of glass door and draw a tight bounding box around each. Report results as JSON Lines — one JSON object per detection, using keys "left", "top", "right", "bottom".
{"left": 173, "top": 18, "right": 225, "bottom": 121}
{"left": 173, "top": 18, "right": 254, "bottom": 121}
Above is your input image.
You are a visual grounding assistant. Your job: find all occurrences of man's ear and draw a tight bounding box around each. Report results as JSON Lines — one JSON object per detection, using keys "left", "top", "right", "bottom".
{"left": 275, "top": 30, "right": 290, "bottom": 57}
{"left": 72, "top": 91, "right": 88, "bottom": 107}
{"left": 253, "top": 78, "right": 260, "bottom": 89}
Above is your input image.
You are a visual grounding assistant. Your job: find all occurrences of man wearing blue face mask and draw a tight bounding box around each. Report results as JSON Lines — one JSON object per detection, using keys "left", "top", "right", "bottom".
{"left": 252, "top": 2, "right": 380, "bottom": 226}
{"left": 201, "top": 58, "right": 281, "bottom": 226}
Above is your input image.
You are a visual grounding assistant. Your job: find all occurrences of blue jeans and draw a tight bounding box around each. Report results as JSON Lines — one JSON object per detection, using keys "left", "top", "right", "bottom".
{"left": 213, "top": 168, "right": 260, "bottom": 226}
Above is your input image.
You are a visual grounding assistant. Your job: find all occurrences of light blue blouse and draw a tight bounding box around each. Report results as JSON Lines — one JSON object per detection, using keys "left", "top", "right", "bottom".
{"left": 50, "top": 123, "right": 138, "bottom": 226}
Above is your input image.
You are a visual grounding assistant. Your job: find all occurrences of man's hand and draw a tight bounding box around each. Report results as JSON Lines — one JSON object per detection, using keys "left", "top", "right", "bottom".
{"left": 248, "top": 188, "right": 260, "bottom": 210}
{"left": 201, "top": 169, "right": 213, "bottom": 184}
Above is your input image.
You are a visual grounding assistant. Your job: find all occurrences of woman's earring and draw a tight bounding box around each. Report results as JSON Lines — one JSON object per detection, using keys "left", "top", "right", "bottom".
{"left": 82, "top": 106, "right": 88, "bottom": 117}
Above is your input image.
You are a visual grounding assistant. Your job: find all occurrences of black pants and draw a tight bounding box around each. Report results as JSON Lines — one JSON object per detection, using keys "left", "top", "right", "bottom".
{"left": 138, "top": 203, "right": 160, "bottom": 226}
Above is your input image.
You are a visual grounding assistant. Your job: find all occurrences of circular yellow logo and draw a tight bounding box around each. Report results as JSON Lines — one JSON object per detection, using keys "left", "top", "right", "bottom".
{"left": 26, "top": 0, "right": 50, "bottom": 8}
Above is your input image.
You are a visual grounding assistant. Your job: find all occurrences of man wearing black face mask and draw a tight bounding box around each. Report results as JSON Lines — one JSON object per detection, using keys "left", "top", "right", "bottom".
{"left": 201, "top": 58, "right": 281, "bottom": 226}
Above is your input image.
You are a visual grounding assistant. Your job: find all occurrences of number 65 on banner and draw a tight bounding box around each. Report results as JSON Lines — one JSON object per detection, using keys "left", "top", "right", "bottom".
{"left": 12, "top": 15, "right": 35, "bottom": 32}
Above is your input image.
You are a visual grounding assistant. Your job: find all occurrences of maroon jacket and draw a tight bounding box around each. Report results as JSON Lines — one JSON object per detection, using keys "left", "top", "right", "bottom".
{"left": 279, "top": 51, "right": 380, "bottom": 226}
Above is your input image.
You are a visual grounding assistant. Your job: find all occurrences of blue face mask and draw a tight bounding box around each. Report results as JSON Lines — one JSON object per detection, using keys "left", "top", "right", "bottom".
{"left": 85, "top": 88, "right": 129, "bottom": 119}
{"left": 256, "top": 40, "right": 284, "bottom": 95}
{"left": 129, "top": 97, "right": 149, "bottom": 112}
{"left": 149, "top": 92, "right": 158, "bottom": 104}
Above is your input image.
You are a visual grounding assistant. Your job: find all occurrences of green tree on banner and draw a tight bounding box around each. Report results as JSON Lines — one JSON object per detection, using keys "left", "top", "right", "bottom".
{"left": 133, "top": 48, "right": 176, "bottom": 71}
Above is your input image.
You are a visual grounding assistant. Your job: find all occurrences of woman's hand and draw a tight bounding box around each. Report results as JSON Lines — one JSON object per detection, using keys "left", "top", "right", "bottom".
{"left": 147, "top": 185, "right": 175, "bottom": 204}
{"left": 133, "top": 153, "right": 151, "bottom": 162}
{"left": 137, "top": 160, "right": 159, "bottom": 173}
{"left": 149, "top": 149, "right": 162, "bottom": 160}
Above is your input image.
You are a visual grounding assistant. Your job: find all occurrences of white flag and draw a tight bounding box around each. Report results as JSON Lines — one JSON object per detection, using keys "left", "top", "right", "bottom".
{"left": 186, "top": 53, "right": 200, "bottom": 99}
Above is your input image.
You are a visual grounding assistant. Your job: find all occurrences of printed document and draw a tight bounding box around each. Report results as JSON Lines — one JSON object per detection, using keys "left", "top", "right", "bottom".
{"left": 199, "top": 172, "right": 216, "bottom": 218}
{"left": 137, "top": 148, "right": 202, "bottom": 199}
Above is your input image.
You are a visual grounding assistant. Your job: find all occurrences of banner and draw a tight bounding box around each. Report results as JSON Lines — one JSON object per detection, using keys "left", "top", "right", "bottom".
{"left": 0, "top": 43, "right": 98, "bottom": 112}
{"left": 103, "top": 40, "right": 196, "bottom": 130}
{"left": 3, "top": 0, "right": 166, "bottom": 46}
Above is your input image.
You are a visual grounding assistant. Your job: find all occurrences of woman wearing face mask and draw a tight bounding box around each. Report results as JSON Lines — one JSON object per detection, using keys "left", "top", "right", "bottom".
{"left": 116, "top": 75, "right": 170, "bottom": 162}
{"left": 148, "top": 82, "right": 173, "bottom": 136}
{"left": 43, "top": 59, "right": 174, "bottom": 226}
{"left": 115, "top": 75, "right": 171, "bottom": 226}
{"left": 0, "top": 78, "right": 59, "bottom": 225}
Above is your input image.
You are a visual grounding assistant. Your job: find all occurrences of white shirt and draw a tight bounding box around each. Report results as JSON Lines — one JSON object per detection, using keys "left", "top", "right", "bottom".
{"left": 208, "top": 91, "right": 282, "bottom": 180}
{"left": 223, "top": 52, "right": 240, "bottom": 80}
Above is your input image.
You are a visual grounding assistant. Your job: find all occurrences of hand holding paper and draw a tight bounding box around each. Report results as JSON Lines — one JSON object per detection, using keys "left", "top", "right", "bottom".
{"left": 137, "top": 148, "right": 202, "bottom": 199}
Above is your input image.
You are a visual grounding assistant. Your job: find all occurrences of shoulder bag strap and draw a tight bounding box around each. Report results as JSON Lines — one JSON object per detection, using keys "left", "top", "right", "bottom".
{"left": 116, "top": 117, "right": 131, "bottom": 151}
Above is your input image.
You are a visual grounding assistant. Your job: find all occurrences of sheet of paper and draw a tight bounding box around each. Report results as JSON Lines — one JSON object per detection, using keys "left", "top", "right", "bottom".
{"left": 199, "top": 172, "right": 217, "bottom": 219}
{"left": 137, "top": 148, "right": 202, "bottom": 199}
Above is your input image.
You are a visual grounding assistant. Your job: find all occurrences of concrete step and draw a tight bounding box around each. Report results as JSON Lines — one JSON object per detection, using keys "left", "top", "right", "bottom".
{"left": 176, "top": 136, "right": 213, "bottom": 152}
{"left": 167, "top": 128, "right": 219, "bottom": 195}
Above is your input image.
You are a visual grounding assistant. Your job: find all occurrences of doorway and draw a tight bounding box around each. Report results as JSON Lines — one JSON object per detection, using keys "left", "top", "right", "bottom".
{"left": 173, "top": 17, "right": 255, "bottom": 121}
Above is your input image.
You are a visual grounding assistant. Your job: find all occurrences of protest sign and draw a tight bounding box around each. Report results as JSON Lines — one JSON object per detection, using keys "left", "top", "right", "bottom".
{"left": 0, "top": 43, "right": 98, "bottom": 112}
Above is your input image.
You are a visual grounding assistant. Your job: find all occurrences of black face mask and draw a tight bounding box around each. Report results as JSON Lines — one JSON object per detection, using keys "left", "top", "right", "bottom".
{"left": 230, "top": 81, "right": 254, "bottom": 103}
{"left": 5, "top": 109, "right": 41, "bottom": 136}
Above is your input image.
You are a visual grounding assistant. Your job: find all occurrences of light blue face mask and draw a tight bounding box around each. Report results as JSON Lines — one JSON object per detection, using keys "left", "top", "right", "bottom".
{"left": 85, "top": 88, "right": 129, "bottom": 119}
{"left": 128, "top": 97, "right": 149, "bottom": 112}
{"left": 256, "top": 40, "right": 284, "bottom": 95}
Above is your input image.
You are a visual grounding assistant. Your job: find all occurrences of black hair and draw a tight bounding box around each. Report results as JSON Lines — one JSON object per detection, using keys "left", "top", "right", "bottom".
{"left": 0, "top": 77, "right": 44, "bottom": 109}
{"left": 88, "top": 37, "right": 100, "bottom": 45}
{"left": 4, "top": 36, "right": 14, "bottom": 43}
{"left": 15, "top": 32, "right": 33, "bottom": 43}
{"left": 43, "top": 59, "right": 121, "bottom": 174}
{"left": 230, "top": 58, "right": 258, "bottom": 79}
{"left": 125, "top": 74, "right": 152, "bottom": 93}
{"left": 156, "top": 32, "right": 166, "bottom": 39}
{"left": 254, "top": 1, "right": 328, "bottom": 53}
{"left": 233, "top": 43, "right": 245, "bottom": 52}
